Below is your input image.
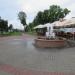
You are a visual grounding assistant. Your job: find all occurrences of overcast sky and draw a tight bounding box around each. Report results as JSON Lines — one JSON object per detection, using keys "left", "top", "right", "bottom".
{"left": 0, "top": 0, "right": 75, "bottom": 29}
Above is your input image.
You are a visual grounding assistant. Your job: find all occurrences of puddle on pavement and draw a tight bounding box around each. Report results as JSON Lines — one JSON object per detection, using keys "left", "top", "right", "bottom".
{"left": 7, "top": 39, "right": 35, "bottom": 48}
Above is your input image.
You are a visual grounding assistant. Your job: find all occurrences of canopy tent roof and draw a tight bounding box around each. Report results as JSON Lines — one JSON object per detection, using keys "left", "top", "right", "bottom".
{"left": 53, "top": 17, "right": 75, "bottom": 28}
{"left": 43, "top": 23, "right": 54, "bottom": 27}
{"left": 34, "top": 23, "right": 54, "bottom": 29}
{"left": 34, "top": 17, "right": 75, "bottom": 29}
{"left": 63, "top": 17, "right": 75, "bottom": 27}
{"left": 33, "top": 24, "right": 44, "bottom": 29}
{"left": 52, "top": 19, "right": 70, "bottom": 28}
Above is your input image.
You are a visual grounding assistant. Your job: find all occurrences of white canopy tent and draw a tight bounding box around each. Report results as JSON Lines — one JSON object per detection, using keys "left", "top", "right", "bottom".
{"left": 33, "top": 24, "right": 44, "bottom": 29}
{"left": 52, "top": 17, "right": 75, "bottom": 27}
{"left": 34, "top": 18, "right": 75, "bottom": 29}
{"left": 34, "top": 23, "right": 54, "bottom": 29}
{"left": 34, "top": 23, "right": 54, "bottom": 32}
{"left": 43, "top": 23, "right": 53, "bottom": 27}
{"left": 52, "top": 18, "right": 75, "bottom": 40}
{"left": 65, "top": 18, "right": 75, "bottom": 40}
{"left": 33, "top": 18, "right": 75, "bottom": 39}
{"left": 34, "top": 23, "right": 55, "bottom": 38}
{"left": 63, "top": 17, "right": 75, "bottom": 27}
{"left": 51, "top": 19, "right": 68, "bottom": 27}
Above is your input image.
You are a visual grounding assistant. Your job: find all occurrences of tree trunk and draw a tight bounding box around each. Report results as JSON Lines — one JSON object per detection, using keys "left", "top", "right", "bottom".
{"left": 24, "top": 25, "right": 26, "bottom": 32}
{"left": 1, "top": 30, "right": 3, "bottom": 35}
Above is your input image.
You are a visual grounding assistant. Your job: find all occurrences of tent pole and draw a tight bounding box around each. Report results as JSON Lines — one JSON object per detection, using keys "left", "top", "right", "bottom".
{"left": 72, "top": 28, "right": 74, "bottom": 40}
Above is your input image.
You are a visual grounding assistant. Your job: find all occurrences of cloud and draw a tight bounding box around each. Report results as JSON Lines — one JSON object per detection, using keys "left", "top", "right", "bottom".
{"left": 0, "top": 0, "right": 75, "bottom": 29}
{"left": 64, "top": 0, "right": 75, "bottom": 19}
{"left": 0, "top": 0, "right": 23, "bottom": 29}
{"left": 19, "top": 0, "right": 74, "bottom": 23}
{"left": 9, "top": 20, "right": 24, "bottom": 29}
{"left": 19, "top": 0, "right": 71, "bottom": 13}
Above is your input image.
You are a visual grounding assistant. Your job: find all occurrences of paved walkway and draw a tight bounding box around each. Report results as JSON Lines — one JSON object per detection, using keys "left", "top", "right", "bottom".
{"left": 0, "top": 34, "right": 75, "bottom": 75}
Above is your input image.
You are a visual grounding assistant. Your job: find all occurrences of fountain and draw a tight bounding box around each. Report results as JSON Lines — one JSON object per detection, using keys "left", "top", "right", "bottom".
{"left": 34, "top": 23, "right": 65, "bottom": 48}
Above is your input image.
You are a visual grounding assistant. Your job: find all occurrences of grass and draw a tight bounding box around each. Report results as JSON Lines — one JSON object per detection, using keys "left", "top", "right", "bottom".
{"left": 9, "top": 32, "right": 22, "bottom": 36}
{"left": 26, "top": 31, "right": 37, "bottom": 35}
{"left": 0, "top": 32, "right": 22, "bottom": 36}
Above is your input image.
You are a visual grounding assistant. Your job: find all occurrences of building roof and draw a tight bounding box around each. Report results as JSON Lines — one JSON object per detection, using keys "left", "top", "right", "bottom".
{"left": 53, "top": 17, "right": 75, "bottom": 27}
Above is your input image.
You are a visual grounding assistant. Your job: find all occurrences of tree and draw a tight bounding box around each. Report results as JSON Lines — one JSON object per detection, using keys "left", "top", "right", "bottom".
{"left": 18, "top": 11, "right": 27, "bottom": 31}
{"left": 48, "top": 5, "right": 70, "bottom": 22}
{"left": 8, "top": 24, "right": 13, "bottom": 32}
{"left": 27, "top": 5, "right": 70, "bottom": 32}
{"left": 63, "top": 8, "right": 70, "bottom": 16}
{"left": 0, "top": 17, "right": 8, "bottom": 34}
{"left": 28, "top": 23, "right": 34, "bottom": 31}
{"left": 42, "top": 10, "right": 50, "bottom": 24}
{"left": 33, "top": 11, "right": 44, "bottom": 26}
{"left": 32, "top": 5, "right": 70, "bottom": 27}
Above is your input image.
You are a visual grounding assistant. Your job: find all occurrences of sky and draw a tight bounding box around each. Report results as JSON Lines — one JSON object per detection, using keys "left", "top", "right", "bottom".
{"left": 0, "top": 0, "right": 75, "bottom": 29}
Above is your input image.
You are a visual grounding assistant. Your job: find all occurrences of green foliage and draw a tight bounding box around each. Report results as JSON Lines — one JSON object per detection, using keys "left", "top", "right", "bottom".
{"left": 32, "top": 5, "right": 70, "bottom": 27}
{"left": 8, "top": 32, "right": 22, "bottom": 36}
{"left": 8, "top": 24, "right": 13, "bottom": 32}
{"left": 64, "top": 8, "right": 70, "bottom": 16}
{"left": 18, "top": 11, "right": 27, "bottom": 31}
{"left": 48, "top": 5, "right": 70, "bottom": 22}
{"left": 43, "top": 10, "right": 50, "bottom": 24}
{"left": 0, "top": 32, "right": 22, "bottom": 36}
{"left": 0, "top": 17, "right": 8, "bottom": 34}
{"left": 25, "top": 23, "right": 35, "bottom": 32}
{"left": 33, "top": 11, "right": 44, "bottom": 26}
{"left": 24, "top": 5, "right": 70, "bottom": 33}
{"left": 18, "top": 11, "right": 27, "bottom": 26}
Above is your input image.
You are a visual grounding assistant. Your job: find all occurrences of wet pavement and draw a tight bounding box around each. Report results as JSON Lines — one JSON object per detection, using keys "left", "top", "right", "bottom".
{"left": 0, "top": 34, "right": 75, "bottom": 75}
{"left": 0, "top": 71, "right": 12, "bottom": 75}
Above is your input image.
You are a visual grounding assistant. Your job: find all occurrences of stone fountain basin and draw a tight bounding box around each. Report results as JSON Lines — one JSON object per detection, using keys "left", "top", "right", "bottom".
{"left": 34, "top": 38, "right": 65, "bottom": 48}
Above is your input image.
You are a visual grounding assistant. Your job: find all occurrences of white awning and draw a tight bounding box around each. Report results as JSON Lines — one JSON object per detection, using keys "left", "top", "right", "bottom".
{"left": 52, "top": 17, "right": 75, "bottom": 27}
{"left": 43, "top": 23, "right": 53, "bottom": 27}
{"left": 33, "top": 24, "right": 44, "bottom": 29}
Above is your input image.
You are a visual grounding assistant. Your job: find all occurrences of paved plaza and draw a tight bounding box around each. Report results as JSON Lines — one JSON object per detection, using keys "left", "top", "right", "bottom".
{"left": 0, "top": 34, "right": 75, "bottom": 75}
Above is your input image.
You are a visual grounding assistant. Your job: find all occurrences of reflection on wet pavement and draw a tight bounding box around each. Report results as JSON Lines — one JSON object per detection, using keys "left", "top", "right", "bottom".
{"left": 0, "top": 38, "right": 75, "bottom": 72}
